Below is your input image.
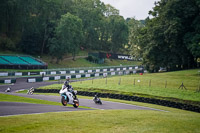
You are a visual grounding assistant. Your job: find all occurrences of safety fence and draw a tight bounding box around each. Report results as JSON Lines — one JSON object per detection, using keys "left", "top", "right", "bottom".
{"left": 0, "top": 79, "right": 16, "bottom": 84}
{"left": 0, "top": 65, "right": 142, "bottom": 77}
{"left": 27, "top": 69, "right": 144, "bottom": 83}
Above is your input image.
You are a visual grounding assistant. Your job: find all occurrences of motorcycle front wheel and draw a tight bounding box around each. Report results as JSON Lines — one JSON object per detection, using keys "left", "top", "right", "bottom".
{"left": 73, "top": 98, "right": 79, "bottom": 108}
{"left": 61, "top": 96, "right": 67, "bottom": 106}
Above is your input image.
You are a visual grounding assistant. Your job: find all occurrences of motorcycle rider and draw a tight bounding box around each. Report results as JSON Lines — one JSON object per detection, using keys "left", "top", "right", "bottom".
{"left": 93, "top": 94, "right": 102, "bottom": 104}
{"left": 64, "top": 77, "right": 77, "bottom": 99}
{"left": 64, "top": 77, "right": 70, "bottom": 88}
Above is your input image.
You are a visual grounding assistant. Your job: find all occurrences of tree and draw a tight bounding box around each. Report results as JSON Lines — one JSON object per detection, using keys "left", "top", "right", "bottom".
{"left": 73, "top": 0, "right": 106, "bottom": 50}
{"left": 53, "top": 13, "right": 83, "bottom": 61}
{"left": 108, "top": 15, "right": 129, "bottom": 53}
{"left": 127, "top": 18, "right": 144, "bottom": 59}
{"left": 138, "top": 0, "right": 200, "bottom": 72}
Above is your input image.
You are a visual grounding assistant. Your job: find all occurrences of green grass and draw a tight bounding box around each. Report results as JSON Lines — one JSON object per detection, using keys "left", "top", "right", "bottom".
{"left": 0, "top": 93, "right": 200, "bottom": 133}
{"left": 0, "top": 58, "right": 140, "bottom": 72}
{"left": 0, "top": 93, "right": 61, "bottom": 106}
{"left": 38, "top": 69, "right": 200, "bottom": 106}
{"left": 0, "top": 93, "right": 91, "bottom": 109}
{"left": 0, "top": 107, "right": 200, "bottom": 133}
{"left": 0, "top": 50, "right": 141, "bottom": 70}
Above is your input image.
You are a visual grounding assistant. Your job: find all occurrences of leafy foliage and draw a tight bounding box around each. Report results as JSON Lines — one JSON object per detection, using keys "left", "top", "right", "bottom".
{"left": 0, "top": 0, "right": 128, "bottom": 62}
{"left": 138, "top": 0, "right": 200, "bottom": 72}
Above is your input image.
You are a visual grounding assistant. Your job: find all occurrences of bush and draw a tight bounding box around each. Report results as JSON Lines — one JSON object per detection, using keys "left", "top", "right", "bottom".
{"left": 86, "top": 55, "right": 99, "bottom": 63}
{"left": 0, "top": 36, "right": 16, "bottom": 50}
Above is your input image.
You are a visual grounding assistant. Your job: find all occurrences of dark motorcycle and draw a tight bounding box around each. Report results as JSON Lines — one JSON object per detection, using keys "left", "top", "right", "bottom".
{"left": 93, "top": 95, "right": 102, "bottom": 105}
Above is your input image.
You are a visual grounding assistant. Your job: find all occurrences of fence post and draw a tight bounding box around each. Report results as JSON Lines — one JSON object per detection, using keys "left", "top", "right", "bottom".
{"left": 118, "top": 78, "right": 121, "bottom": 85}
{"left": 149, "top": 79, "right": 151, "bottom": 87}
{"left": 196, "top": 80, "right": 200, "bottom": 93}
{"left": 165, "top": 80, "right": 167, "bottom": 88}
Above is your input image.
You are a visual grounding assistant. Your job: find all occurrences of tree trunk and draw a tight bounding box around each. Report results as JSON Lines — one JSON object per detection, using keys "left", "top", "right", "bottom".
{"left": 41, "top": 24, "right": 47, "bottom": 56}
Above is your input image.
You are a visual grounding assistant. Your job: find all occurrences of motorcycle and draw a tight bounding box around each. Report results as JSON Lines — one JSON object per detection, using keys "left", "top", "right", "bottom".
{"left": 5, "top": 87, "right": 11, "bottom": 92}
{"left": 59, "top": 85, "right": 79, "bottom": 108}
{"left": 27, "top": 87, "right": 34, "bottom": 95}
{"left": 93, "top": 95, "right": 102, "bottom": 105}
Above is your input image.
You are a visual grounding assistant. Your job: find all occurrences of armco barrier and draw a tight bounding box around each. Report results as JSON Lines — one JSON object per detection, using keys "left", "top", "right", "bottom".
{"left": 0, "top": 78, "right": 16, "bottom": 84}
{"left": 34, "top": 89, "right": 200, "bottom": 113}
{"left": 27, "top": 70, "right": 135, "bottom": 83}
{"left": 0, "top": 65, "right": 144, "bottom": 77}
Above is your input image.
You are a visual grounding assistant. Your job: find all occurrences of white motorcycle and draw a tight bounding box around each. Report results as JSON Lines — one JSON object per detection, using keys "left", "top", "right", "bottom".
{"left": 59, "top": 85, "right": 79, "bottom": 108}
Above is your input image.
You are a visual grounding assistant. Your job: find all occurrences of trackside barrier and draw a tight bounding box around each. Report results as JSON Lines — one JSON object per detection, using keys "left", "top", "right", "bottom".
{"left": 0, "top": 79, "right": 16, "bottom": 84}
{"left": 27, "top": 70, "right": 136, "bottom": 83}
{"left": 0, "top": 65, "right": 144, "bottom": 77}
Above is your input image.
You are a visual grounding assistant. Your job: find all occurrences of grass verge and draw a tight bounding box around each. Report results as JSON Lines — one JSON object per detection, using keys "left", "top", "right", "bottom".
{"left": 37, "top": 69, "right": 200, "bottom": 106}
{"left": 0, "top": 93, "right": 91, "bottom": 109}
{"left": 0, "top": 102, "right": 199, "bottom": 133}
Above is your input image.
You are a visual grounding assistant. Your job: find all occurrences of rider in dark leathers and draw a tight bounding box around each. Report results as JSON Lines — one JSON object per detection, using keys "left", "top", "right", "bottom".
{"left": 64, "top": 77, "right": 76, "bottom": 99}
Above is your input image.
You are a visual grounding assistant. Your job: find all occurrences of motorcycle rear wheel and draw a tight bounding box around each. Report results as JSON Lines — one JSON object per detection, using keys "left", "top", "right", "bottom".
{"left": 61, "top": 96, "right": 67, "bottom": 106}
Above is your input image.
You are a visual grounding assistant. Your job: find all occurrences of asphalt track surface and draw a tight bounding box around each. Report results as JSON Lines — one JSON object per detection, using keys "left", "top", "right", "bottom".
{"left": 0, "top": 78, "right": 164, "bottom": 116}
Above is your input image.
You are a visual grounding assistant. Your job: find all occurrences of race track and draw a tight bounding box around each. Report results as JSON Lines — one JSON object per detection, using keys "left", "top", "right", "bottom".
{"left": 0, "top": 78, "right": 165, "bottom": 116}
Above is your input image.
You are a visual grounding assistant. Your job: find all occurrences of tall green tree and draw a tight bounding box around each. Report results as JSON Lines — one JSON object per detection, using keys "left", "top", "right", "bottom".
{"left": 51, "top": 13, "right": 83, "bottom": 62}
{"left": 108, "top": 15, "right": 129, "bottom": 53}
{"left": 73, "top": 0, "right": 106, "bottom": 50}
{"left": 127, "top": 18, "right": 144, "bottom": 59}
{"left": 139, "top": 0, "right": 200, "bottom": 72}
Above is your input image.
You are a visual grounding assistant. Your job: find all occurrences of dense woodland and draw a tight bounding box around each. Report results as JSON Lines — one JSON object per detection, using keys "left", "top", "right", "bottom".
{"left": 0, "top": 0, "right": 200, "bottom": 72}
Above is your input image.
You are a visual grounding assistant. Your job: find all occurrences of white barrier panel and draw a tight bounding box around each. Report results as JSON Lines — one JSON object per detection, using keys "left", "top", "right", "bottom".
{"left": 118, "top": 71, "right": 123, "bottom": 75}
{"left": 103, "top": 69, "right": 107, "bottom": 72}
{"left": 88, "top": 70, "right": 92, "bottom": 73}
{"left": 43, "top": 77, "right": 49, "bottom": 81}
{"left": 60, "top": 71, "right": 66, "bottom": 74}
{"left": 55, "top": 76, "right": 60, "bottom": 80}
{"left": 110, "top": 68, "right": 114, "bottom": 71}
{"left": 86, "top": 74, "right": 91, "bottom": 77}
{"left": 79, "top": 70, "right": 84, "bottom": 73}
{"left": 51, "top": 71, "right": 56, "bottom": 75}
{"left": 15, "top": 72, "right": 22, "bottom": 76}
{"left": 103, "top": 73, "right": 107, "bottom": 77}
{"left": 95, "top": 73, "right": 99, "bottom": 77}
{"left": 96, "top": 69, "right": 100, "bottom": 72}
{"left": 111, "top": 72, "right": 115, "bottom": 75}
{"left": 65, "top": 75, "right": 71, "bottom": 79}
{"left": 5, "top": 80, "right": 11, "bottom": 84}
{"left": 117, "top": 68, "right": 120, "bottom": 71}
{"left": 135, "top": 66, "right": 138, "bottom": 69}
{"left": 76, "top": 75, "right": 81, "bottom": 78}
{"left": 28, "top": 79, "right": 36, "bottom": 83}
{"left": 123, "top": 68, "right": 126, "bottom": 70}
{"left": 129, "top": 67, "right": 132, "bottom": 70}
{"left": 28, "top": 72, "right": 30, "bottom": 75}
{"left": 40, "top": 72, "right": 46, "bottom": 75}
{"left": 0, "top": 72, "right": 8, "bottom": 76}
{"left": 70, "top": 71, "right": 75, "bottom": 74}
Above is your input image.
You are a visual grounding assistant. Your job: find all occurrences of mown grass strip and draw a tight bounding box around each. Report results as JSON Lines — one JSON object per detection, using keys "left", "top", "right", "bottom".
{"left": 1, "top": 92, "right": 200, "bottom": 133}
{"left": 0, "top": 93, "right": 91, "bottom": 109}
{"left": 0, "top": 108, "right": 199, "bottom": 133}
